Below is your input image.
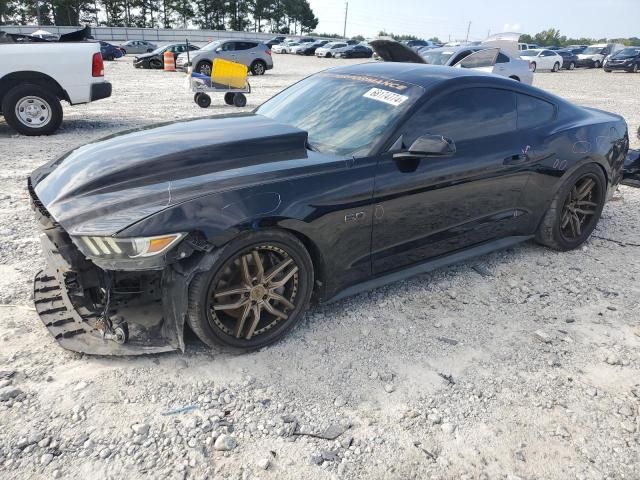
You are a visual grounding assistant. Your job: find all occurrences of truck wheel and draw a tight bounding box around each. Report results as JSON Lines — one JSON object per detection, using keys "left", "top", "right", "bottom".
{"left": 1, "top": 83, "right": 63, "bottom": 136}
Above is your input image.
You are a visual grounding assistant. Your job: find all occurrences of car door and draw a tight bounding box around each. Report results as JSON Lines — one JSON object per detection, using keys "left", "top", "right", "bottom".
{"left": 219, "top": 41, "right": 238, "bottom": 62}
{"left": 539, "top": 50, "right": 553, "bottom": 69}
{"left": 492, "top": 52, "right": 511, "bottom": 77}
{"left": 371, "top": 87, "right": 530, "bottom": 274}
{"left": 453, "top": 48, "right": 499, "bottom": 74}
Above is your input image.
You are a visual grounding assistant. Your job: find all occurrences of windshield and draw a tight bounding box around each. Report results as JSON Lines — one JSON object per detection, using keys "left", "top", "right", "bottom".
{"left": 256, "top": 72, "right": 423, "bottom": 157}
{"left": 200, "top": 40, "right": 222, "bottom": 51}
{"left": 420, "top": 50, "right": 455, "bottom": 65}
{"left": 613, "top": 48, "right": 640, "bottom": 58}
{"left": 520, "top": 50, "right": 538, "bottom": 56}
{"left": 582, "top": 47, "right": 605, "bottom": 55}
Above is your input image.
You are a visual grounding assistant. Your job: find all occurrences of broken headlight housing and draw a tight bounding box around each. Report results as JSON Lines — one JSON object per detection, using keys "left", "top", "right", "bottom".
{"left": 73, "top": 234, "right": 185, "bottom": 271}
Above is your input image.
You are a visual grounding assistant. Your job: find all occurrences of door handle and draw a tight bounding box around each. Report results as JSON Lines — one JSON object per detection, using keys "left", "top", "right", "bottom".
{"left": 503, "top": 153, "right": 530, "bottom": 165}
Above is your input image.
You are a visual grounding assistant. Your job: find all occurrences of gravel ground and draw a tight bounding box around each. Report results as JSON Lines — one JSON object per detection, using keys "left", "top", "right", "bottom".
{"left": 1, "top": 55, "right": 639, "bottom": 480}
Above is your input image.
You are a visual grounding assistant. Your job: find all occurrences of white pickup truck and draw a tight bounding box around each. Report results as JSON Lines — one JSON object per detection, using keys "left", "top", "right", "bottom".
{"left": 0, "top": 41, "right": 112, "bottom": 135}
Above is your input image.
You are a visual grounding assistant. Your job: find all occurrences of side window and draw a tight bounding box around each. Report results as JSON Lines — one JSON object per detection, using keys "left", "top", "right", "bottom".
{"left": 222, "top": 42, "right": 236, "bottom": 51}
{"left": 236, "top": 42, "right": 257, "bottom": 50}
{"left": 401, "top": 88, "right": 517, "bottom": 145}
{"left": 497, "top": 53, "right": 510, "bottom": 63}
{"left": 516, "top": 94, "right": 555, "bottom": 129}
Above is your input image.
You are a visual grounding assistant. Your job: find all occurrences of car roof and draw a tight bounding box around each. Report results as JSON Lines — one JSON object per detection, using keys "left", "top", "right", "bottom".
{"left": 423, "top": 46, "right": 479, "bottom": 54}
{"left": 326, "top": 62, "right": 568, "bottom": 104}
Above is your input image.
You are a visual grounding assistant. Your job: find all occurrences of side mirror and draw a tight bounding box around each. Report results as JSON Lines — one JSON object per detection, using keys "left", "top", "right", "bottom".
{"left": 215, "top": 47, "right": 222, "bottom": 53}
{"left": 394, "top": 134, "right": 456, "bottom": 160}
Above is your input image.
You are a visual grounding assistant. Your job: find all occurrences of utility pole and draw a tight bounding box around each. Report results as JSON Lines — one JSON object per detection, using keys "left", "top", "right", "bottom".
{"left": 343, "top": 1, "right": 348, "bottom": 39}
{"left": 465, "top": 21, "right": 471, "bottom": 42}
{"left": 36, "top": 1, "right": 42, "bottom": 26}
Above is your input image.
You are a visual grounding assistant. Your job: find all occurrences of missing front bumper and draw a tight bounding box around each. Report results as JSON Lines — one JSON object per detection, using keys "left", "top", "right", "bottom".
{"left": 34, "top": 268, "right": 177, "bottom": 355}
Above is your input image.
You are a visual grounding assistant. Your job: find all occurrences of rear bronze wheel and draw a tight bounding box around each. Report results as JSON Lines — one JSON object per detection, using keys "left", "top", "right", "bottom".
{"left": 536, "top": 165, "right": 606, "bottom": 251}
{"left": 187, "top": 230, "right": 313, "bottom": 350}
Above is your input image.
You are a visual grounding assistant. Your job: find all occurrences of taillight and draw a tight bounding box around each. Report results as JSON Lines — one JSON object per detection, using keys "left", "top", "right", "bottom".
{"left": 265, "top": 49, "right": 272, "bottom": 56}
{"left": 92, "top": 52, "right": 104, "bottom": 77}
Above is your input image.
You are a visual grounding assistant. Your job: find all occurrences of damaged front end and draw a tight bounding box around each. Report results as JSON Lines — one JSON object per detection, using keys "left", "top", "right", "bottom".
{"left": 29, "top": 180, "right": 211, "bottom": 355}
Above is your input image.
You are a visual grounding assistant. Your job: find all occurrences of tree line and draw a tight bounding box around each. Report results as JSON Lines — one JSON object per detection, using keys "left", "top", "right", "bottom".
{"left": 0, "top": 0, "right": 319, "bottom": 34}
{"left": 519, "top": 28, "right": 640, "bottom": 47}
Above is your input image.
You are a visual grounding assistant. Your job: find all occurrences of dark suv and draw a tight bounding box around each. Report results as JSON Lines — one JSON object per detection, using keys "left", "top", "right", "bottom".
{"left": 604, "top": 47, "right": 640, "bottom": 73}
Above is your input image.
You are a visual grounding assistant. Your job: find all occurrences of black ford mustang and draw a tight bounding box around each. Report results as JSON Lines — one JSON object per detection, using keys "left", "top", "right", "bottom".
{"left": 29, "top": 63, "right": 636, "bottom": 355}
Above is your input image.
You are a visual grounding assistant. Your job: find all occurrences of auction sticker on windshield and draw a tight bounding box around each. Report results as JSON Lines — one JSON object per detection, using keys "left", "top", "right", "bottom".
{"left": 363, "top": 88, "right": 409, "bottom": 107}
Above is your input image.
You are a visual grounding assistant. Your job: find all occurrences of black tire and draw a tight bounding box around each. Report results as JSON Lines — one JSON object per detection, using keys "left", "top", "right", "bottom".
{"left": 594, "top": 60, "right": 601, "bottom": 68}
{"left": 535, "top": 164, "right": 606, "bottom": 251}
{"left": 196, "top": 93, "right": 211, "bottom": 108}
{"left": 552, "top": 62, "right": 560, "bottom": 72}
{"left": 1, "top": 83, "right": 63, "bottom": 136}
{"left": 233, "top": 93, "right": 247, "bottom": 107}
{"left": 121, "top": 49, "right": 127, "bottom": 55}
{"left": 530, "top": 62, "right": 537, "bottom": 72}
{"left": 250, "top": 60, "right": 267, "bottom": 75}
{"left": 224, "top": 92, "right": 235, "bottom": 105}
{"left": 568, "top": 62, "right": 575, "bottom": 70}
{"left": 604, "top": 69, "right": 612, "bottom": 73}
{"left": 149, "top": 58, "right": 163, "bottom": 69}
{"left": 186, "top": 230, "right": 314, "bottom": 350}
{"left": 632, "top": 64, "right": 639, "bottom": 73}
{"left": 106, "top": 54, "right": 115, "bottom": 61}
{"left": 196, "top": 60, "right": 212, "bottom": 76}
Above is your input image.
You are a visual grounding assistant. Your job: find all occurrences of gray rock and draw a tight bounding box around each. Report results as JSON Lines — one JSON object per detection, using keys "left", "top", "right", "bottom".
{"left": 40, "top": 453, "right": 54, "bottom": 466}
{"left": 384, "top": 384, "right": 395, "bottom": 393}
{"left": 310, "top": 454, "right": 323, "bottom": 465}
{"left": 321, "top": 449, "right": 340, "bottom": 462}
{"left": 441, "top": 423, "right": 456, "bottom": 434}
{"left": 257, "top": 458, "right": 271, "bottom": 470}
{"left": 606, "top": 355, "right": 621, "bottom": 366}
{"left": 334, "top": 395, "right": 347, "bottom": 407}
{"left": 0, "top": 387, "right": 22, "bottom": 401}
{"left": 428, "top": 413, "right": 442, "bottom": 425}
{"left": 38, "top": 437, "right": 51, "bottom": 448}
{"left": 99, "top": 447, "right": 112, "bottom": 459}
{"left": 533, "top": 330, "right": 552, "bottom": 344}
{"left": 175, "top": 359, "right": 188, "bottom": 370}
{"left": 132, "top": 423, "right": 150, "bottom": 436}
{"left": 213, "top": 434, "right": 237, "bottom": 451}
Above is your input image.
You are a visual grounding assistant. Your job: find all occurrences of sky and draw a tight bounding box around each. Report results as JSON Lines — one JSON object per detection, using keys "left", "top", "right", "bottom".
{"left": 307, "top": 0, "right": 640, "bottom": 41}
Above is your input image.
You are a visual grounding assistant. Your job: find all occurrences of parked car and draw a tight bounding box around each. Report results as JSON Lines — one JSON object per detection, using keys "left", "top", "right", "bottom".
{"left": 604, "top": 47, "right": 640, "bottom": 73}
{"left": 266, "top": 36, "right": 287, "bottom": 47}
{"left": 518, "top": 43, "right": 540, "bottom": 51}
{"left": 100, "top": 41, "right": 124, "bottom": 61}
{"left": 315, "top": 42, "right": 348, "bottom": 57}
{"left": 566, "top": 44, "right": 588, "bottom": 53}
{"left": 576, "top": 43, "right": 625, "bottom": 68}
{"left": 120, "top": 40, "right": 157, "bottom": 55}
{"left": 272, "top": 42, "right": 298, "bottom": 54}
{"left": 176, "top": 39, "right": 273, "bottom": 76}
{"left": 519, "top": 49, "right": 564, "bottom": 72}
{"left": 556, "top": 49, "right": 578, "bottom": 70}
{"left": 402, "top": 39, "right": 436, "bottom": 51}
{"left": 294, "top": 40, "right": 329, "bottom": 55}
{"left": 332, "top": 44, "right": 373, "bottom": 58}
{"left": 412, "top": 44, "right": 533, "bottom": 84}
{"left": 28, "top": 62, "right": 633, "bottom": 354}
{"left": 0, "top": 41, "right": 111, "bottom": 135}
{"left": 289, "top": 42, "right": 314, "bottom": 55}
{"left": 134, "top": 43, "right": 200, "bottom": 69}
{"left": 30, "top": 29, "right": 59, "bottom": 41}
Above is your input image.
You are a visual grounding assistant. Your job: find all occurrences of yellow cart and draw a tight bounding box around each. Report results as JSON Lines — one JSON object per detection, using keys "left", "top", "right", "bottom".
{"left": 190, "top": 58, "right": 251, "bottom": 108}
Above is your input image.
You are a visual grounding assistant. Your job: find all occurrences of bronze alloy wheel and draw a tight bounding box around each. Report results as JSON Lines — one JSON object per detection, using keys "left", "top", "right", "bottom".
{"left": 207, "top": 245, "right": 300, "bottom": 340}
{"left": 559, "top": 174, "right": 602, "bottom": 242}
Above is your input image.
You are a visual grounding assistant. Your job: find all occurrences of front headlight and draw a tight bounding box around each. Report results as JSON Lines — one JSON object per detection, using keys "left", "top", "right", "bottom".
{"left": 76, "top": 233, "right": 184, "bottom": 260}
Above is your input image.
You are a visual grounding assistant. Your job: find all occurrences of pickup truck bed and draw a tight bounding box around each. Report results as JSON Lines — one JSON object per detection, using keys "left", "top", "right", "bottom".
{"left": 0, "top": 41, "right": 112, "bottom": 135}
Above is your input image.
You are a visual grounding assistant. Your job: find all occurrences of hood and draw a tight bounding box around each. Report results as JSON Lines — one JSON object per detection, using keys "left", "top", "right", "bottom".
{"left": 135, "top": 51, "right": 158, "bottom": 59}
{"left": 31, "top": 114, "right": 308, "bottom": 236}
{"left": 369, "top": 39, "right": 426, "bottom": 63}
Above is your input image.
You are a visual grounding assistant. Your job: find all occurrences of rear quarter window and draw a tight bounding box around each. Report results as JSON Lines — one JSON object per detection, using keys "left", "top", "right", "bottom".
{"left": 517, "top": 94, "right": 555, "bottom": 129}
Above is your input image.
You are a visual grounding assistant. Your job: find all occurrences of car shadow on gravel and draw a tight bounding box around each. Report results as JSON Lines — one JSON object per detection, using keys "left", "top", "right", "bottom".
{"left": 0, "top": 118, "right": 142, "bottom": 138}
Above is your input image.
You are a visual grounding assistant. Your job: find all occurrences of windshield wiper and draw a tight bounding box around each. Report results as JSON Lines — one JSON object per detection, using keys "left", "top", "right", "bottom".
{"left": 306, "top": 140, "right": 318, "bottom": 152}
